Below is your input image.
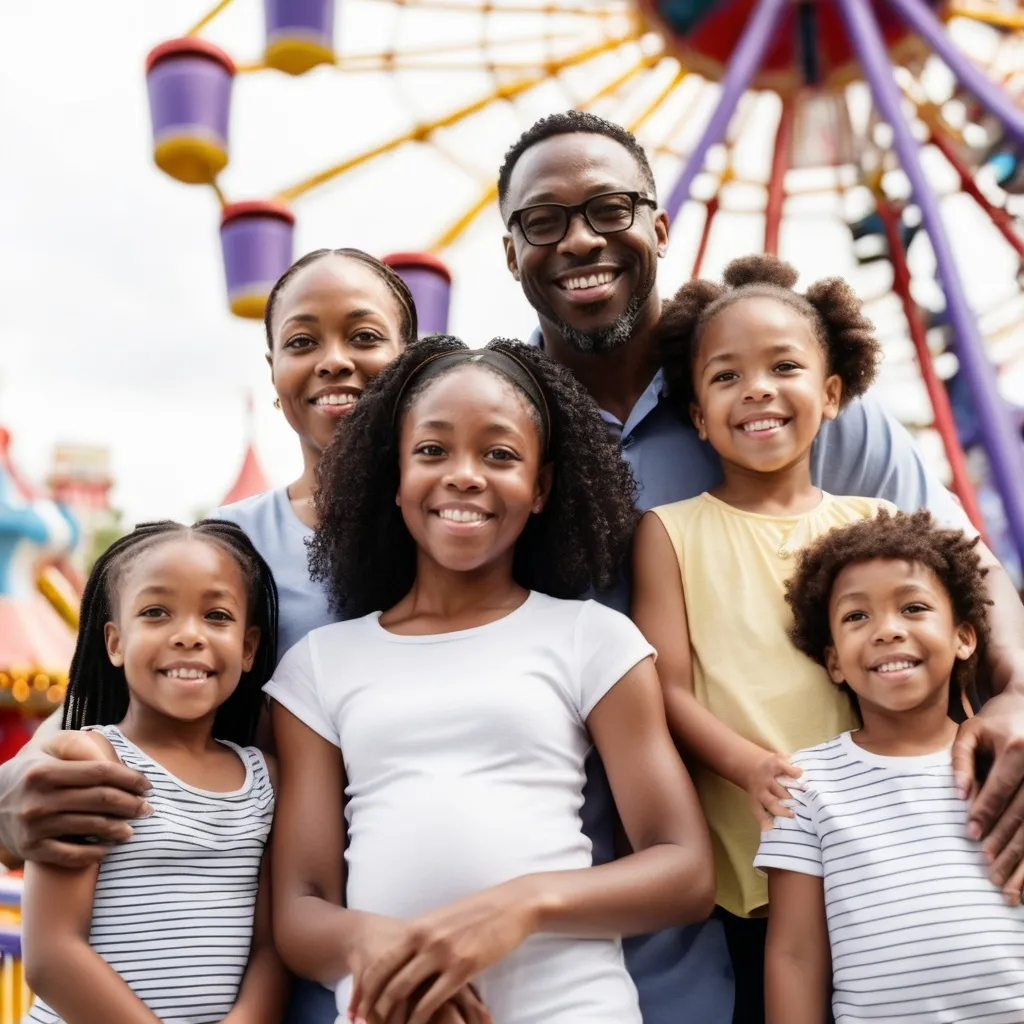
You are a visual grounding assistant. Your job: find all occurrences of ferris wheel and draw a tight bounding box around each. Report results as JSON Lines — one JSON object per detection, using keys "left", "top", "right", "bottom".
{"left": 143, "top": 0, "right": 1024, "bottom": 568}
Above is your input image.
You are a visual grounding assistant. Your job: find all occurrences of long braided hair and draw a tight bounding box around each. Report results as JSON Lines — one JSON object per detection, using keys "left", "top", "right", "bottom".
{"left": 63, "top": 520, "right": 278, "bottom": 746}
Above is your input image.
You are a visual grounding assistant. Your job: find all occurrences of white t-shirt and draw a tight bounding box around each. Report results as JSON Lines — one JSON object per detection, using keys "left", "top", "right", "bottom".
{"left": 265, "top": 591, "right": 653, "bottom": 1024}
{"left": 754, "top": 732, "right": 1024, "bottom": 1023}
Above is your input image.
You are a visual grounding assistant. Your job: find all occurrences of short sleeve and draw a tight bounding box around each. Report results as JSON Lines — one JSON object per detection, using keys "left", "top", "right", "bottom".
{"left": 573, "top": 601, "right": 656, "bottom": 720}
{"left": 264, "top": 634, "right": 340, "bottom": 747}
{"left": 753, "top": 787, "right": 823, "bottom": 878}
{"left": 812, "top": 392, "right": 972, "bottom": 531}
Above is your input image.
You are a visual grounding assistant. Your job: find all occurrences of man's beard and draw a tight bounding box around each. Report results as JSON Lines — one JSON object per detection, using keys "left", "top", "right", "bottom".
{"left": 550, "top": 275, "right": 653, "bottom": 356}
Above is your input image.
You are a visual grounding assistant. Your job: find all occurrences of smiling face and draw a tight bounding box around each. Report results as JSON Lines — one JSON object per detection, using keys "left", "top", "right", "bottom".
{"left": 825, "top": 558, "right": 976, "bottom": 717}
{"left": 396, "top": 365, "right": 552, "bottom": 577}
{"left": 691, "top": 296, "right": 842, "bottom": 475}
{"left": 104, "top": 538, "right": 259, "bottom": 728}
{"left": 267, "top": 254, "right": 407, "bottom": 458}
{"left": 502, "top": 132, "right": 668, "bottom": 355}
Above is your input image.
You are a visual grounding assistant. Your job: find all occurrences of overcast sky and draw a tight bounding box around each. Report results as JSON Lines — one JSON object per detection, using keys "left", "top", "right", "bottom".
{"left": 2, "top": 1, "right": 1022, "bottom": 527}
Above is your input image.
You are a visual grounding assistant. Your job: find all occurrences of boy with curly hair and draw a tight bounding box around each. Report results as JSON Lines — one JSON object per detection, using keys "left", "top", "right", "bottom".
{"left": 632, "top": 254, "right": 897, "bottom": 1018}
{"left": 755, "top": 509, "right": 1024, "bottom": 1022}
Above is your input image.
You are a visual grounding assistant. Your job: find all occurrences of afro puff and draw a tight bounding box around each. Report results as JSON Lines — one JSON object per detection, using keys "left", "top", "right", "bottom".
{"left": 654, "top": 253, "right": 881, "bottom": 419}
{"left": 785, "top": 508, "right": 991, "bottom": 719}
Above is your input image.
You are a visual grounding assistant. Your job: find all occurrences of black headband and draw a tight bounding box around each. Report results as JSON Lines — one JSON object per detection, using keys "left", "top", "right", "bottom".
{"left": 392, "top": 348, "right": 551, "bottom": 452}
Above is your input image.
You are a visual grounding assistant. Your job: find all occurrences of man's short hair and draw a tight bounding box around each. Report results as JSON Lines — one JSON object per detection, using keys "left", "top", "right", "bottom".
{"left": 497, "top": 110, "right": 657, "bottom": 214}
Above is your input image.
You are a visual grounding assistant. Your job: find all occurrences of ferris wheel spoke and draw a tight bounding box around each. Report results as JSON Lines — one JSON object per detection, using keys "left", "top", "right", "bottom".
{"left": 946, "top": 4, "right": 1024, "bottom": 32}
{"left": 185, "top": 0, "right": 237, "bottom": 36}
{"left": 875, "top": 192, "right": 988, "bottom": 535}
{"left": 363, "top": 0, "right": 628, "bottom": 16}
{"left": 429, "top": 46, "right": 665, "bottom": 251}
{"left": 764, "top": 96, "right": 795, "bottom": 255}
{"left": 274, "top": 25, "right": 642, "bottom": 202}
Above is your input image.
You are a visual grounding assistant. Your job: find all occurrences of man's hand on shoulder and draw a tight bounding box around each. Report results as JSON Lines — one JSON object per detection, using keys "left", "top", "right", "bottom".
{"left": 0, "top": 731, "right": 151, "bottom": 869}
{"left": 953, "top": 688, "right": 1024, "bottom": 902}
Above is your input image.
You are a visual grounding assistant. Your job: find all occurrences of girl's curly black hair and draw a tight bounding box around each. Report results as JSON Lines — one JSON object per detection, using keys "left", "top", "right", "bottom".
{"left": 785, "top": 508, "right": 991, "bottom": 720}
{"left": 654, "top": 253, "right": 881, "bottom": 419}
{"left": 309, "top": 335, "right": 640, "bottom": 617}
{"left": 63, "top": 520, "right": 278, "bottom": 746}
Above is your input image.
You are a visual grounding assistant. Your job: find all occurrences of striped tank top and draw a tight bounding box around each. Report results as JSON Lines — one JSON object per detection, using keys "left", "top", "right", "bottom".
{"left": 27, "top": 725, "right": 274, "bottom": 1024}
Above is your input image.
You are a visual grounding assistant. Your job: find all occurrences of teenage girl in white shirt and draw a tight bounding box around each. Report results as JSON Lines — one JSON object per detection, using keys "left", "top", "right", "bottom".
{"left": 267, "top": 336, "right": 715, "bottom": 1024}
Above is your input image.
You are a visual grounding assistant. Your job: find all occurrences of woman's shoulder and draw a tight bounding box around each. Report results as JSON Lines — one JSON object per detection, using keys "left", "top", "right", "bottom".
{"left": 525, "top": 593, "right": 641, "bottom": 641}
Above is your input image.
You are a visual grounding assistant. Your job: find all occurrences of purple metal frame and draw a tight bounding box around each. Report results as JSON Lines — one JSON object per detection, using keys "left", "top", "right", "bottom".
{"left": 662, "top": 0, "right": 788, "bottom": 224}
{"left": 886, "top": 0, "right": 1024, "bottom": 148}
{"left": 840, "top": 0, "right": 1024, "bottom": 561}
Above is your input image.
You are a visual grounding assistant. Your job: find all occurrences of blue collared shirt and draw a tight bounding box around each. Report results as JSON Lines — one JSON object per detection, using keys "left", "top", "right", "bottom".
{"left": 539, "top": 343, "right": 970, "bottom": 1024}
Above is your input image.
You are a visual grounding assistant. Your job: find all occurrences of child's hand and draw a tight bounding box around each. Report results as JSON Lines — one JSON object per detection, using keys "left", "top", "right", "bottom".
{"left": 745, "top": 752, "right": 802, "bottom": 831}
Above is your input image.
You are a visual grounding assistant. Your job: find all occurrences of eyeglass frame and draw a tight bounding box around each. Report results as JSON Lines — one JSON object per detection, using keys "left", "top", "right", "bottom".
{"left": 506, "top": 190, "right": 659, "bottom": 247}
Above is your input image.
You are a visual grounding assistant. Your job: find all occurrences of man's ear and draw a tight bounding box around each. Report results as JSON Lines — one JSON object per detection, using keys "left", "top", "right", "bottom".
{"left": 504, "top": 234, "right": 520, "bottom": 282}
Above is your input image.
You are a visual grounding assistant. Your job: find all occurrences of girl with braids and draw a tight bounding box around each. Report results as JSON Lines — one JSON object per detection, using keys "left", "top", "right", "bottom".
{"left": 755, "top": 512, "right": 1024, "bottom": 1023}
{"left": 268, "top": 336, "right": 714, "bottom": 1024}
{"left": 21, "top": 520, "right": 286, "bottom": 1024}
{"left": 632, "top": 254, "right": 896, "bottom": 1020}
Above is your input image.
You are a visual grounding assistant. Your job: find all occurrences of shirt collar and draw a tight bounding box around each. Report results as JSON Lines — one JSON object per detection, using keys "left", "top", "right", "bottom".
{"left": 527, "top": 326, "right": 667, "bottom": 436}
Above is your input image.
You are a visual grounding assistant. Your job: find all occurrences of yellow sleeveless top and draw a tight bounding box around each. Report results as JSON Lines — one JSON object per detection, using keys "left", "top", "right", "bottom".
{"left": 651, "top": 492, "right": 895, "bottom": 917}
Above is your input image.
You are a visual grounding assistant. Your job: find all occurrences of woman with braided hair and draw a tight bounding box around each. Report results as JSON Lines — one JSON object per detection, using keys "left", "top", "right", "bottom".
{"left": 632, "top": 254, "right": 898, "bottom": 1021}
{"left": 268, "top": 335, "right": 715, "bottom": 1024}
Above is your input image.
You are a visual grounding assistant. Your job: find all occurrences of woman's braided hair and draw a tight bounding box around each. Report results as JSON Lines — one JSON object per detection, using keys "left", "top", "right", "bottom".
{"left": 654, "top": 254, "right": 881, "bottom": 418}
{"left": 309, "top": 335, "right": 640, "bottom": 618}
{"left": 263, "top": 248, "right": 418, "bottom": 349}
{"left": 785, "top": 509, "right": 991, "bottom": 719}
{"left": 63, "top": 520, "right": 278, "bottom": 745}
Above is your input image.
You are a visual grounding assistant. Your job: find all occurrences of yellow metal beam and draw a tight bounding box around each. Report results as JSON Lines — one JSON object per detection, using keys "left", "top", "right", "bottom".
{"left": 369, "top": 0, "right": 628, "bottom": 16}
{"left": 275, "top": 27, "right": 643, "bottom": 202}
{"left": 186, "top": 0, "right": 236, "bottom": 37}
{"left": 946, "top": 4, "right": 1024, "bottom": 30}
{"left": 428, "top": 48, "right": 663, "bottom": 251}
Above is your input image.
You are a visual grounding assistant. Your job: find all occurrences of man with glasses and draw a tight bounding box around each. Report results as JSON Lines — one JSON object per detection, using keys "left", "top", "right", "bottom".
{"left": 499, "top": 110, "right": 1024, "bottom": 1024}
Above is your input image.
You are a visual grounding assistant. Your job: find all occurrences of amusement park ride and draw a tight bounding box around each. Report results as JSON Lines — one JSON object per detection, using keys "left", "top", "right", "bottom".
{"left": 141, "top": 0, "right": 1024, "bottom": 568}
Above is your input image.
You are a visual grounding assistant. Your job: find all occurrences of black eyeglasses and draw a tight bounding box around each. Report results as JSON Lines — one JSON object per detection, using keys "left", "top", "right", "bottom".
{"left": 507, "top": 191, "right": 657, "bottom": 247}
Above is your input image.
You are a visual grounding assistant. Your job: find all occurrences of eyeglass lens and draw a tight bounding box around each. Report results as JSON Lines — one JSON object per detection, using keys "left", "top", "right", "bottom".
{"left": 518, "top": 193, "right": 637, "bottom": 245}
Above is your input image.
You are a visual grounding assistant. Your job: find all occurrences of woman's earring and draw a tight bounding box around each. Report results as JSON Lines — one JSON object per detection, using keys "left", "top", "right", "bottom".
{"left": 273, "top": 398, "right": 281, "bottom": 410}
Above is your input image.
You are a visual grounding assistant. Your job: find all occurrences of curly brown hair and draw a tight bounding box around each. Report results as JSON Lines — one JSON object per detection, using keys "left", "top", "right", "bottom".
{"left": 785, "top": 509, "right": 991, "bottom": 718}
{"left": 654, "top": 253, "right": 881, "bottom": 419}
{"left": 309, "top": 335, "right": 640, "bottom": 617}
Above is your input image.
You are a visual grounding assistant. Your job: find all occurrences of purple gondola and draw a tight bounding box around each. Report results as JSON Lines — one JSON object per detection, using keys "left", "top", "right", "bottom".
{"left": 220, "top": 200, "right": 295, "bottom": 319}
{"left": 263, "top": 0, "right": 336, "bottom": 75}
{"left": 383, "top": 252, "right": 452, "bottom": 337}
{"left": 145, "top": 38, "right": 235, "bottom": 184}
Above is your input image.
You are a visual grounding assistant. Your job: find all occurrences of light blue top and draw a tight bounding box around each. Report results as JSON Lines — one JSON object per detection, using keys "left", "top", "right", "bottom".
{"left": 214, "top": 376, "right": 970, "bottom": 1024}
{"left": 212, "top": 488, "right": 337, "bottom": 665}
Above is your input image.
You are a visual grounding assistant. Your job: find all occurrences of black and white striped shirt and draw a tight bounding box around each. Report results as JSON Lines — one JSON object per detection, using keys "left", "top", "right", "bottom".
{"left": 28, "top": 725, "right": 274, "bottom": 1024}
{"left": 755, "top": 732, "right": 1024, "bottom": 1023}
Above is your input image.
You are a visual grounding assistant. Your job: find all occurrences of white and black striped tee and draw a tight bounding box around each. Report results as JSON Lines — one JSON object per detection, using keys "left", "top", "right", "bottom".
{"left": 754, "top": 732, "right": 1024, "bottom": 1023}
{"left": 27, "top": 725, "right": 274, "bottom": 1024}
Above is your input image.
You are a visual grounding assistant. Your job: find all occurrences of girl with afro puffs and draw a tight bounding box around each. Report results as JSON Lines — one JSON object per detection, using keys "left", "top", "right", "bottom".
{"left": 632, "top": 254, "right": 896, "bottom": 1020}
{"left": 755, "top": 510, "right": 1024, "bottom": 1023}
{"left": 267, "top": 336, "right": 715, "bottom": 1024}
